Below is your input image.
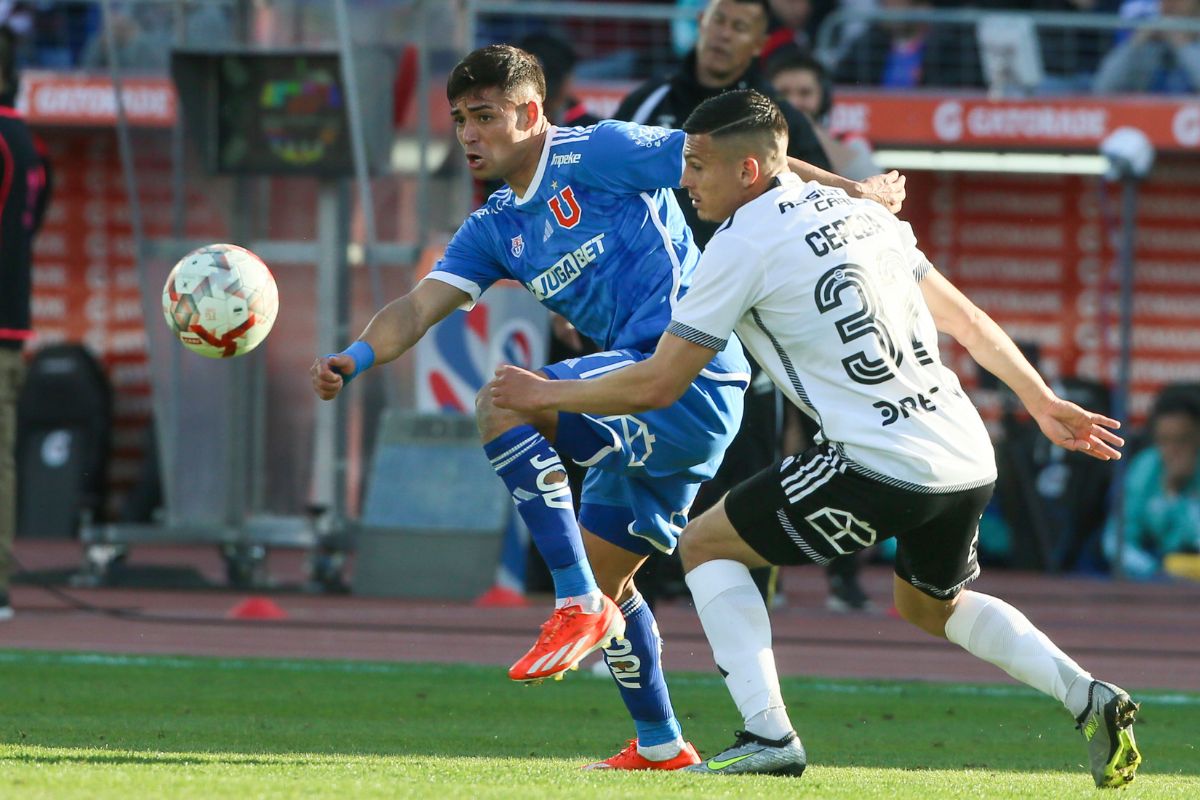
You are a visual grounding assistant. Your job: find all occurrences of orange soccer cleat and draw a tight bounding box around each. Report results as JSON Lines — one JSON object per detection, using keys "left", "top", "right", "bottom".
{"left": 583, "top": 740, "right": 702, "bottom": 770}
{"left": 508, "top": 596, "right": 625, "bottom": 682}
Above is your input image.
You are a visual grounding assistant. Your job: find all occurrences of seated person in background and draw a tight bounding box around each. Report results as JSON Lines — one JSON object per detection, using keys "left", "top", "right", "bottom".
{"left": 833, "top": 0, "right": 985, "bottom": 89}
{"left": 1093, "top": 0, "right": 1200, "bottom": 94}
{"left": 760, "top": 0, "right": 817, "bottom": 61}
{"left": 1105, "top": 389, "right": 1200, "bottom": 578}
{"left": 767, "top": 47, "right": 881, "bottom": 181}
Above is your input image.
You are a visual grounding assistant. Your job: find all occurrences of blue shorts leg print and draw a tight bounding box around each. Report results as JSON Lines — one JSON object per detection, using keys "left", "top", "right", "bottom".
{"left": 544, "top": 348, "right": 748, "bottom": 553}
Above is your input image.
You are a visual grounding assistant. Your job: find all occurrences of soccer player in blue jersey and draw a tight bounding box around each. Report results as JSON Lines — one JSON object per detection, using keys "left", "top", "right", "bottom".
{"left": 311, "top": 44, "right": 904, "bottom": 769}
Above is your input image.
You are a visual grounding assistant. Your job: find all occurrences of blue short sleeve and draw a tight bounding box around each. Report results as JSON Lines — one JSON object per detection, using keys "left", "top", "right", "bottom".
{"left": 575, "top": 120, "right": 686, "bottom": 194}
{"left": 423, "top": 208, "right": 507, "bottom": 309}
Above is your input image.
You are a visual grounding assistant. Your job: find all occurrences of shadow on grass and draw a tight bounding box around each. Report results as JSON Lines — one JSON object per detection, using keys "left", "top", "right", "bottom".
{"left": 0, "top": 750, "right": 348, "bottom": 768}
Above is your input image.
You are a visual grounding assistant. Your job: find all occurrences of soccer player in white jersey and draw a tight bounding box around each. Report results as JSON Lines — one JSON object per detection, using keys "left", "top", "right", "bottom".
{"left": 490, "top": 89, "right": 1142, "bottom": 788}
{"left": 313, "top": 47, "right": 905, "bottom": 770}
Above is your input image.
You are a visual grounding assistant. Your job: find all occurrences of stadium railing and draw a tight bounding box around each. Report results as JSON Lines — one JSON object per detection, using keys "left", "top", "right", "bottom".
{"left": 815, "top": 6, "right": 1200, "bottom": 98}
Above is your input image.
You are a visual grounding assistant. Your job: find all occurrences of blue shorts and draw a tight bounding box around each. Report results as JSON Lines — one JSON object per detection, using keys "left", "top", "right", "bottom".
{"left": 542, "top": 345, "right": 749, "bottom": 554}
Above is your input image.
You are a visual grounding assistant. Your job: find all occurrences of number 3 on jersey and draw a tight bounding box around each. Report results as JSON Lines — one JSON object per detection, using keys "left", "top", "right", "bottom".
{"left": 815, "top": 263, "right": 932, "bottom": 386}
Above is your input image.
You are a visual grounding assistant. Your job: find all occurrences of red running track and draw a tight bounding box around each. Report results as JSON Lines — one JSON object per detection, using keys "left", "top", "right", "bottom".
{"left": 3, "top": 541, "right": 1198, "bottom": 692}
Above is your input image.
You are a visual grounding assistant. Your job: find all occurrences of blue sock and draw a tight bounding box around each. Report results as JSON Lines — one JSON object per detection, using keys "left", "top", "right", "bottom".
{"left": 484, "top": 425, "right": 598, "bottom": 600}
{"left": 603, "top": 591, "right": 682, "bottom": 748}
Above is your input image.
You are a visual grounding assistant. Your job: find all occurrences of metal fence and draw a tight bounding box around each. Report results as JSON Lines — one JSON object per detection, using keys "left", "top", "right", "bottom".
{"left": 817, "top": 7, "right": 1200, "bottom": 97}
{"left": 468, "top": 2, "right": 1200, "bottom": 99}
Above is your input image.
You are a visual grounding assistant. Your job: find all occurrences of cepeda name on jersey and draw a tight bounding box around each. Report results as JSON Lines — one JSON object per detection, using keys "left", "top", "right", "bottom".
{"left": 803, "top": 211, "right": 886, "bottom": 257}
{"left": 525, "top": 233, "right": 607, "bottom": 300}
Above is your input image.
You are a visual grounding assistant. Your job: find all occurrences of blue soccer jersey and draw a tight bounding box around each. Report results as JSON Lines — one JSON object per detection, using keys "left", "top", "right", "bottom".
{"left": 427, "top": 120, "right": 706, "bottom": 354}
{"left": 426, "top": 120, "right": 751, "bottom": 553}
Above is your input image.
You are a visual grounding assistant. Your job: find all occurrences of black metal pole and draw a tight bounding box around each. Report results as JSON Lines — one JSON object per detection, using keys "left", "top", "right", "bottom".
{"left": 1108, "top": 175, "right": 1139, "bottom": 581}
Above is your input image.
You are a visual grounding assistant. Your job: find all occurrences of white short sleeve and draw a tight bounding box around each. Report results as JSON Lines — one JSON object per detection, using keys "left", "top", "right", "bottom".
{"left": 897, "top": 219, "right": 933, "bottom": 281}
{"left": 667, "top": 231, "right": 764, "bottom": 350}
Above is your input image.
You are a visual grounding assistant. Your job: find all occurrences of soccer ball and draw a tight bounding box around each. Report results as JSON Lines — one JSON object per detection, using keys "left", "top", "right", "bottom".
{"left": 162, "top": 244, "right": 279, "bottom": 358}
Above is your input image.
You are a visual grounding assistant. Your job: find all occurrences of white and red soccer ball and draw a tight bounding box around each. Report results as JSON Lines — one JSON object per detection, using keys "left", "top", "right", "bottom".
{"left": 162, "top": 244, "right": 279, "bottom": 358}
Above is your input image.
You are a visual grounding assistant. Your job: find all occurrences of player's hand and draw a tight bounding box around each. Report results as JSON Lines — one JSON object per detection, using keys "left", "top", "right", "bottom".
{"left": 490, "top": 364, "right": 551, "bottom": 413}
{"left": 1032, "top": 397, "right": 1124, "bottom": 461}
{"left": 857, "top": 170, "right": 906, "bottom": 214}
{"left": 311, "top": 354, "right": 353, "bottom": 401}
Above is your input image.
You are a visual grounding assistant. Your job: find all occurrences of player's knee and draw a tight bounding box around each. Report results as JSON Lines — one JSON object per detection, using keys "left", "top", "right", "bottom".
{"left": 678, "top": 532, "right": 701, "bottom": 573}
{"left": 475, "top": 377, "right": 557, "bottom": 442}
{"left": 893, "top": 579, "right": 955, "bottom": 638}
{"left": 679, "top": 517, "right": 720, "bottom": 573}
{"left": 475, "top": 381, "right": 521, "bottom": 440}
{"left": 592, "top": 563, "right": 635, "bottom": 601}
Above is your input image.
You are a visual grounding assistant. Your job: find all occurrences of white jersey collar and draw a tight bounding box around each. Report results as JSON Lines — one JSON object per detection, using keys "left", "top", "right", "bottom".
{"left": 514, "top": 125, "right": 557, "bottom": 207}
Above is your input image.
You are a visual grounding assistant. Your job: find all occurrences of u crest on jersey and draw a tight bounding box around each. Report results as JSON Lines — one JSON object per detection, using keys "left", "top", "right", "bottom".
{"left": 548, "top": 185, "right": 582, "bottom": 229}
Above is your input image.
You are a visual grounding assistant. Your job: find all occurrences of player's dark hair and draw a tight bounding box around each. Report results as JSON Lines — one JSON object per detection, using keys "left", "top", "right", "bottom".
{"left": 517, "top": 32, "right": 577, "bottom": 105}
{"left": 721, "top": 0, "right": 772, "bottom": 28}
{"left": 683, "top": 89, "right": 788, "bottom": 146}
{"left": 447, "top": 44, "right": 547, "bottom": 104}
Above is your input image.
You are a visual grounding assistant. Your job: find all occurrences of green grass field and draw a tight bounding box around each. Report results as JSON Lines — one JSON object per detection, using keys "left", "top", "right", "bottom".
{"left": 1, "top": 650, "right": 1196, "bottom": 799}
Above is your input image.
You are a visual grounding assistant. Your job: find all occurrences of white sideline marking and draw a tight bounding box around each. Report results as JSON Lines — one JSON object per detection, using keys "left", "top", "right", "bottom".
{"left": 0, "top": 650, "right": 1196, "bottom": 706}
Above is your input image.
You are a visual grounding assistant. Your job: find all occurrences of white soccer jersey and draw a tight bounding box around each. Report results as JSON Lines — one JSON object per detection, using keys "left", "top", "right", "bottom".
{"left": 667, "top": 172, "right": 996, "bottom": 492}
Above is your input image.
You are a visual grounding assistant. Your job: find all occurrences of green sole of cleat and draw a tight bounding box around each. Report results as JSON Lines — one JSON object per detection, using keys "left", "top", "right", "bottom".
{"left": 1099, "top": 701, "right": 1142, "bottom": 789}
{"left": 1099, "top": 729, "right": 1142, "bottom": 788}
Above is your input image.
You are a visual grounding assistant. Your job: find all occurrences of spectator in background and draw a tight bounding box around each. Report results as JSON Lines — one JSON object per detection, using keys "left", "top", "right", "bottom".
{"left": 0, "top": 25, "right": 53, "bottom": 620}
{"left": 761, "top": 0, "right": 816, "bottom": 62}
{"left": 833, "top": 0, "right": 985, "bottom": 89}
{"left": 767, "top": 47, "right": 881, "bottom": 180}
{"left": 617, "top": 0, "right": 831, "bottom": 245}
{"left": 1093, "top": 0, "right": 1200, "bottom": 94}
{"left": 1105, "top": 390, "right": 1200, "bottom": 578}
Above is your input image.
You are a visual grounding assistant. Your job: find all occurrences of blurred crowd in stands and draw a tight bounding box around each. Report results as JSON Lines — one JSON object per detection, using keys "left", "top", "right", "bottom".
{"left": 0, "top": 1, "right": 230, "bottom": 70}
{"left": 0, "top": 1, "right": 1192, "bottom": 96}
{"left": 485, "top": 0, "right": 1200, "bottom": 96}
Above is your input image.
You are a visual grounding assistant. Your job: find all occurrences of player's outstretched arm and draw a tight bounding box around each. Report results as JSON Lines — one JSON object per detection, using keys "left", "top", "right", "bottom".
{"left": 786, "top": 158, "right": 906, "bottom": 213}
{"left": 491, "top": 333, "right": 716, "bottom": 416}
{"left": 920, "top": 267, "right": 1124, "bottom": 461}
{"left": 310, "top": 280, "right": 468, "bottom": 401}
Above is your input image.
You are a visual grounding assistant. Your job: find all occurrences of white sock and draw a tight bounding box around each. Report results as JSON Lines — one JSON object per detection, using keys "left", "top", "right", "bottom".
{"left": 637, "top": 738, "right": 685, "bottom": 761}
{"left": 556, "top": 590, "right": 604, "bottom": 613}
{"left": 746, "top": 708, "right": 795, "bottom": 741}
{"left": 685, "top": 560, "right": 793, "bottom": 738}
{"left": 945, "top": 591, "right": 1093, "bottom": 718}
